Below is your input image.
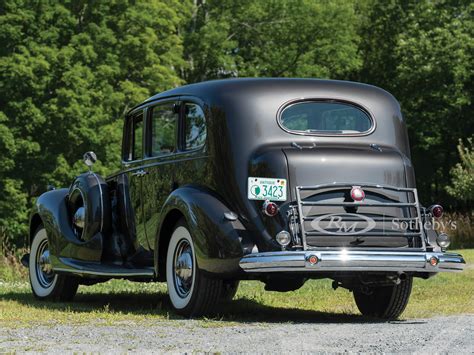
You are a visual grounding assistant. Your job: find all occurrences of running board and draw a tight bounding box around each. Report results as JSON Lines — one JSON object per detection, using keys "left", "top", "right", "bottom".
{"left": 53, "top": 257, "right": 155, "bottom": 278}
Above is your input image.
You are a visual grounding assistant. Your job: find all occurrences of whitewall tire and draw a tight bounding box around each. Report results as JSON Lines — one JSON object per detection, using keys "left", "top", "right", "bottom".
{"left": 29, "top": 228, "right": 58, "bottom": 298}
{"left": 166, "top": 219, "right": 223, "bottom": 317}
{"left": 29, "top": 226, "right": 79, "bottom": 301}
{"left": 166, "top": 225, "right": 196, "bottom": 310}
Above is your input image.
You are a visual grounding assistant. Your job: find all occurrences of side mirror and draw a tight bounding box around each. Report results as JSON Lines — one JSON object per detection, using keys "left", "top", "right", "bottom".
{"left": 83, "top": 151, "right": 97, "bottom": 172}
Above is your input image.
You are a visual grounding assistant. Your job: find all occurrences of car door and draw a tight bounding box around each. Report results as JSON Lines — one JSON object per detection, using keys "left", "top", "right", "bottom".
{"left": 121, "top": 109, "right": 150, "bottom": 251}
{"left": 141, "top": 99, "right": 180, "bottom": 249}
{"left": 172, "top": 99, "right": 211, "bottom": 197}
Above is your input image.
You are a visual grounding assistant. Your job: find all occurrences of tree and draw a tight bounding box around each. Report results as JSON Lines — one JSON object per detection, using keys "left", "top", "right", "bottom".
{"left": 358, "top": 0, "right": 473, "bottom": 204}
{"left": 447, "top": 138, "right": 474, "bottom": 203}
{"left": 0, "top": 0, "right": 190, "bottom": 243}
{"left": 184, "top": 0, "right": 362, "bottom": 82}
{"left": 395, "top": 0, "right": 473, "bottom": 203}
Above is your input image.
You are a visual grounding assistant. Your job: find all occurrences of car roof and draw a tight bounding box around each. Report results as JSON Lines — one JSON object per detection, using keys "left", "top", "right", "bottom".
{"left": 129, "top": 78, "right": 398, "bottom": 114}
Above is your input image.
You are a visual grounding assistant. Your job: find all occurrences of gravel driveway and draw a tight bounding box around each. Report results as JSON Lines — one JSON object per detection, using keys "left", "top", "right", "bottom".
{"left": 1, "top": 315, "right": 473, "bottom": 353}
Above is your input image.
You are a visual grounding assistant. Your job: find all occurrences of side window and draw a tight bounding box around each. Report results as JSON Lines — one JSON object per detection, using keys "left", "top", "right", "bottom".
{"left": 133, "top": 116, "right": 143, "bottom": 160}
{"left": 184, "top": 103, "right": 206, "bottom": 150}
{"left": 124, "top": 112, "right": 143, "bottom": 161}
{"left": 150, "top": 103, "right": 177, "bottom": 156}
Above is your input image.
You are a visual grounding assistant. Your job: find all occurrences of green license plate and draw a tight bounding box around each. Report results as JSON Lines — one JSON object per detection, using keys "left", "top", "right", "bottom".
{"left": 247, "top": 177, "right": 287, "bottom": 201}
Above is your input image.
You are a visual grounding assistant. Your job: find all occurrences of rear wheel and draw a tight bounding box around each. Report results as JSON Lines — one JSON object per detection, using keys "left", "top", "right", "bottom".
{"left": 29, "top": 226, "right": 79, "bottom": 301}
{"left": 353, "top": 277, "right": 413, "bottom": 319}
{"left": 166, "top": 219, "right": 223, "bottom": 317}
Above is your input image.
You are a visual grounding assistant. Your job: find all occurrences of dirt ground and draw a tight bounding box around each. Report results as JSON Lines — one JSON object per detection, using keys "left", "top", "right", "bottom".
{"left": 1, "top": 314, "right": 473, "bottom": 353}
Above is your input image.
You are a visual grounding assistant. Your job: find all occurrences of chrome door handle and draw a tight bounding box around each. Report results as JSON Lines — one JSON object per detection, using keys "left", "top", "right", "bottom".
{"left": 131, "top": 169, "right": 148, "bottom": 177}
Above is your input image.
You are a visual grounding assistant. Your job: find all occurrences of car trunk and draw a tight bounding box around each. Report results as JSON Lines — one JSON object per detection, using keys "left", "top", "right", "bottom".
{"left": 283, "top": 145, "right": 407, "bottom": 195}
{"left": 283, "top": 145, "right": 422, "bottom": 249}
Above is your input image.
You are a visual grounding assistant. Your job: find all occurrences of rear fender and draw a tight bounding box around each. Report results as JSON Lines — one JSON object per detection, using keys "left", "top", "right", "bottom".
{"left": 33, "top": 189, "right": 103, "bottom": 266}
{"left": 156, "top": 186, "right": 248, "bottom": 277}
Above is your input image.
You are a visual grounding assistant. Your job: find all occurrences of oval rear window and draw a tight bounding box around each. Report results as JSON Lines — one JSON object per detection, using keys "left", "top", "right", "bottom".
{"left": 279, "top": 101, "right": 373, "bottom": 135}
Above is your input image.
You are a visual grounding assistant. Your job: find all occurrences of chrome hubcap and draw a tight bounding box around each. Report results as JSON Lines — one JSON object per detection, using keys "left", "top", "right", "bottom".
{"left": 36, "top": 239, "right": 54, "bottom": 288}
{"left": 173, "top": 239, "right": 193, "bottom": 298}
{"left": 70, "top": 188, "right": 85, "bottom": 239}
{"left": 73, "top": 206, "right": 86, "bottom": 229}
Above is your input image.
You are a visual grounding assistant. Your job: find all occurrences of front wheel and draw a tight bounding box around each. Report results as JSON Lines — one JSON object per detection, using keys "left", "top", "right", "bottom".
{"left": 353, "top": 277, "right": 413, "bottom": 320}
{"left": 29, "top": 226, "right": 79, "bottom": 301}
{"left": 166, "top": 219, "right": 223, "bottom": 317}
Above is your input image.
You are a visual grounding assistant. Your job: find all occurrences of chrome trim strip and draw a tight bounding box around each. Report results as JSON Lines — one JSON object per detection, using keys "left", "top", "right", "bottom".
{"left": 53, "top": 267, "right": 154, "bottom": 278}
{"left": 239, "top": 250, "right": 465, "bottom": 273}
{"left": 298, "top": 182, "right": 415, "bottom": 192}
{"left": 305, "top": 231, "right": 421, "bottom": 237}
{"left": 300, "top": 201, "right": 416, "bottom": 207}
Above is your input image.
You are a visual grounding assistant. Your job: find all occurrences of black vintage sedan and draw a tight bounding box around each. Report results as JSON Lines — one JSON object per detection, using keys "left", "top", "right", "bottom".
{"left": 25, "top": 78, "right": 465, "bottom": 318}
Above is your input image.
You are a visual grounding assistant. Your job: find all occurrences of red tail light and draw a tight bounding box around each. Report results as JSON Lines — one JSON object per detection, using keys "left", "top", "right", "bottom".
{"left": 263, "top": 200, "right": 278, "bottom": 217}
{"left": 350, "top": 186, "right": 365, "bottom": 202}
{"left": 429, "top": 204, "right": 443, "bottom": 218}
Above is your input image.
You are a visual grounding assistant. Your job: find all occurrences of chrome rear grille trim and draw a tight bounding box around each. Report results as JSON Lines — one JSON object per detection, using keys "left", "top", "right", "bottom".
{"left": 302, "top": 216, "right": 418, "bottom": 222}
{"left": 305, "top": 231, "right": 422, "bottom": 237}
{"left": 295, "top": 183, "right": 425, "bottom": 250}
{"left": 300, "top": 201, "right": 416, "bottom": 207}
{"left": 297, "top": 183, "right": 416, "bottom": 192}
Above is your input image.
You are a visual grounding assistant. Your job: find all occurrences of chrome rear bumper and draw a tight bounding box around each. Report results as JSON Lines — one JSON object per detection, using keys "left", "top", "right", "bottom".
{"left": 239, "top": 250, "right": 465, "bottom": 273}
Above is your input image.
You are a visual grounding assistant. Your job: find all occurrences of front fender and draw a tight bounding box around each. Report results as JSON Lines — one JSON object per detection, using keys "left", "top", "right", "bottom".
{"left": 34, "top": 189, "right": 103, "bottom": 266}
{"left": 157, "top": 186, "right": 250, "bottom": 277}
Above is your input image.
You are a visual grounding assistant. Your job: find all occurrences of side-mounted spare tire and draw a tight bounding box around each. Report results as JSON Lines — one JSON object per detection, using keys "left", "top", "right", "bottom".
{"left": 68, "top": 172, "right": 111, "bottom": 241}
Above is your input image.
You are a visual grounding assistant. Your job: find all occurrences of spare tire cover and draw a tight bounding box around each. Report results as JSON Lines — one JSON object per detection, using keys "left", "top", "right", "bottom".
{"left": 68, "top": 172, "right": 111, "bottom": 241}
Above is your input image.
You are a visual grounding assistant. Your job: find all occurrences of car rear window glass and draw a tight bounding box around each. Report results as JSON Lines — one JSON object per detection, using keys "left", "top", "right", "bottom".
{"left": 184, "top": 103, "right": 206, "bottom": 150}
{"left": 150, "top": 103, "right": 177, "bottom": 156}
{"left": 280, "top": 101, "right": 373, "bottom": 135}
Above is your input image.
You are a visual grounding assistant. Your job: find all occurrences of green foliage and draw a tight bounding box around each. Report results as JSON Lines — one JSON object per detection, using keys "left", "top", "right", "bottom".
{"left": 358, "top": 0, "right": 473, "bottom": 204}
{"left": 184, "top": 0, "right": 362, "bottom": 81}
{"left": 0, "top": 0, "right": 190, "bottom": 242}
{"left": 0, "top": 0, "right": 472, "bottom": 245}
{"left": 447, "top": 138, "right": 474, "bottom": 202}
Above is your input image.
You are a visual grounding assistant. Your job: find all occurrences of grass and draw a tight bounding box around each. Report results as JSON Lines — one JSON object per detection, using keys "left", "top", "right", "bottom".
{"left": 440, "top": 212, "right": 474, "bottom": 249}
{"left": 0, "top": 250, "right": 473, "bottom": 327}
